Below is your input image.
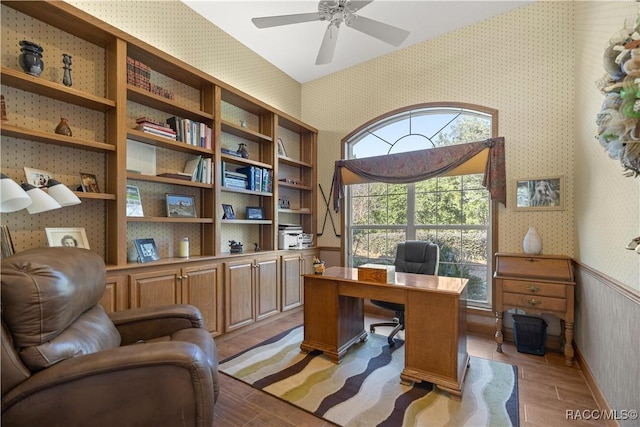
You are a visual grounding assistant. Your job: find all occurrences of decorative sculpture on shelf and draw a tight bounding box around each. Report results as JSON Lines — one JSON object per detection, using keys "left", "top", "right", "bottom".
{"left": 18, "top": 40, "right": 44, "bottom": 77}
{"left": 229, "top": 240, "right": 243, "bottom": 253}
{"left": 62, "top": 54, "right": 72, "bottom": 87}
{"left": 55, "top": 118, "right": 72, "bottom": 136}
{"left": 595, "top": 10, "right": 640, "bottom": 176}
{"left": 237, "top": 143, "right": 249, "bottom": 159}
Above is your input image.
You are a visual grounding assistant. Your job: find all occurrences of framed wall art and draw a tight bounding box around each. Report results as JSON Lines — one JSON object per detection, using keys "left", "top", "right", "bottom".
{"left": 45, "top": 227, "right": 90, "bottom": 249}
{"left": 515, "top": 176, "right": 564, "bottom": 211}
{"left": 166, "top": 194, "right": 196, "bottom": 217}
{"left": 276, "top": 138, "right": 287, "bottom": 157}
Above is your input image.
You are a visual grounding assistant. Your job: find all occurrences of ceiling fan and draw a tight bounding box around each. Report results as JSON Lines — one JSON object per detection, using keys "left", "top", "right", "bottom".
{"left": 251, "top": 0, "right": 410, "bottom": 65}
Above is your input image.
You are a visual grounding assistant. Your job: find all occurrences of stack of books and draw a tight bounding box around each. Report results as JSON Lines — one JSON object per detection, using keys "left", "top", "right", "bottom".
{"left": 223, "top": 170, "right": 249, "bottom": 189}
{"left": 135, "top": 117, "right": 177, "bottom": 140}
{"left": 183, "top": 155, "right": 212, "bottom": 184}
{"left": 126, "top": 57, "right": 174, "bottom": 100}
{"left": 236, "top": 166, "right": 273, "bottom": 192}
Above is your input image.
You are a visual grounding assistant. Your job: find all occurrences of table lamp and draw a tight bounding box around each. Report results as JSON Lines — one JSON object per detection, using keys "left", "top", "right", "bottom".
{"left": 0, "top": 173, "right": 32, "bottom": 212}
{"left": 46, "top": 179, "right": 81, "bottom": 206}
{"left": 20, "top": 182, "right": 61, "bottom": 213}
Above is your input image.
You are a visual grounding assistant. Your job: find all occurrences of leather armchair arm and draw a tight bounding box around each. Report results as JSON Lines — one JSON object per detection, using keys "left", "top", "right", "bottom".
{"left": 2, "top": 341, "right": 215, "bottom": 427}
{"left": 108, "top": 304, "right": 205, "bottom": 345}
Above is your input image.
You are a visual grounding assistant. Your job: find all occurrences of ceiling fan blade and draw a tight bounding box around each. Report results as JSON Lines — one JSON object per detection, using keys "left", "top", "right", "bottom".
{"left": 252, "top": 12, "right": 322, "bottom": 29}
{"left": 347, "top": 1, "right": 374, "bottom": 12}
{"left": 347, "top": 15, "right": 409, "bottom": 46}
{"left": 316, "top": 23, "right": 340, "bottom": 65}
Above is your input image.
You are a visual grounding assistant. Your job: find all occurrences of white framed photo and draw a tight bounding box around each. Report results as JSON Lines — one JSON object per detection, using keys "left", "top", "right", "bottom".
{"left": 126, "top": 185, "right": 144, "bottom": 217}
{"left": 24, "top": 167, "right": 54, "bottom": 188}
{"left": 45, "top": 227, "right": 90, "bottom": 249}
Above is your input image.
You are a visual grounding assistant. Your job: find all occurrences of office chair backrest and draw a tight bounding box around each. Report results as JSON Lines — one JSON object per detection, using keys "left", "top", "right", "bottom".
{"left": 394, "top": 240, "right": 439, "bottom": 275}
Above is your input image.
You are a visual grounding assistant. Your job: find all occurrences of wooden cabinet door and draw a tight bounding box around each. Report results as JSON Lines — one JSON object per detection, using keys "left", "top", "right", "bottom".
{"left": 129, "top": 268, "right": 181, "bottom": 309}
{"left": 102, "top": 273, "right": 128, "bottom": 313}
{"left": 255, "top": 256, "right": 280, "bottom": 321}
{"left": 281, "top": 253, "right": 303, "bottom": 311}
{"left": 224, "top": 259, "right": 255, "bottom": 331}
{"left": 183, "top": 263, "right": 223, "bottom": 336}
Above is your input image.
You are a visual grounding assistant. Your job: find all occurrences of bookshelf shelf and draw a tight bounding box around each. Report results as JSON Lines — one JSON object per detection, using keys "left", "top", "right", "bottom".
{"left": 1, "top": 124, "right": 116, "bottom": 153}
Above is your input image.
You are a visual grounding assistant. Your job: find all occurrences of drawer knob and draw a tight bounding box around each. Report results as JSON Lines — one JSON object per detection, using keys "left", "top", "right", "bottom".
{"left": 527, "top": 299, "right": 542, "bottom": 306}
{"left": 526, "top": 285, "right": 541, "bottom": 293}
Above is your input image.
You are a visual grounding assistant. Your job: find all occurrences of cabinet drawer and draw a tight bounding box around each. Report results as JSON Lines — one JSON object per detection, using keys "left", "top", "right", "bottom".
{"left": 503, "top": 292, "right": 567, "bottom": 312}
{"left": 496, "top": 255, "right": 573, "bottom": 281}
{"left": 502, "top": 280, "right": 566, "bottom": 298}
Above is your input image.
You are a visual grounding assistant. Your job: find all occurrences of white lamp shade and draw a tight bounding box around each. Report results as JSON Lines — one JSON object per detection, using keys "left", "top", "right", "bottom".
{"left": 47, "top": 179, "right": 81, "bottom": 206}
{"left": 0, "top": 173, "right": 32, "bottom": 212}
{"left": 21, "top": 183, "right": 61, "bottom": 214}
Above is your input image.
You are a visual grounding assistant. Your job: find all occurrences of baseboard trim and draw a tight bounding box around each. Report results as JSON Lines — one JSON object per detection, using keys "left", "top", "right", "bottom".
{"left": 575, "top": 346, "right": 619, "bottom": 427}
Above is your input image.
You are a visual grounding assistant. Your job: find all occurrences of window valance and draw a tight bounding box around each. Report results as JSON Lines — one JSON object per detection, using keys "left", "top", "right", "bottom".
{"left": 332, "top": 137, "right": 506, "bottom": 212}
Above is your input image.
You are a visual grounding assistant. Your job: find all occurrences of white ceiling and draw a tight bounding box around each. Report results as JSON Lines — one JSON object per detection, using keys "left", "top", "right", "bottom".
{"left": 182, "top": 1, "right": 531, "bottom": 83}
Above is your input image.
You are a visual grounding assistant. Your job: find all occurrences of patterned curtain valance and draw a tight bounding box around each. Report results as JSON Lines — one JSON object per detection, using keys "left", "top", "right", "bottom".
{"left": 332, "top": 137, "right": 506, "bottom": 212}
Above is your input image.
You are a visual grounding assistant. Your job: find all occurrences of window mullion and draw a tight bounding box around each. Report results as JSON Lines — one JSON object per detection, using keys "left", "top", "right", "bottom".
{"left": 407, "top": 183, "right": 416, "bottom": 239}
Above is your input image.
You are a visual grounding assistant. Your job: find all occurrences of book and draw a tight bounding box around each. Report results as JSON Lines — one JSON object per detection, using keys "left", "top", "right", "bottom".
{"left": 236, "top": 166, "right": 260, "bottom": 191}
{"left": 135, "top": 124, "right": 177, "bottom": 139}
{"left": 157, "top": 172, "right": 192, "bottom": 180}
{"left": 183, "top": 156, "right": 202, "bottom": 181}
{"left": 126, "top": 185, "right": 144, "bottom": 217}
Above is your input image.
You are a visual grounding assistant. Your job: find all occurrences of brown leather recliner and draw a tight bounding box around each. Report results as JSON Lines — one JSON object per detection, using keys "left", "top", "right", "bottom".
{"left": 1, "top": 247, "right": 220, "bottom": 427}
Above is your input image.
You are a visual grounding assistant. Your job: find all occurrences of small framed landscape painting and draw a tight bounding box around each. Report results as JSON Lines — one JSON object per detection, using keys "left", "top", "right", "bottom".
{"left": 166, "top": 194, "right": 196, "bottom": 218}
{"left": 246, "top": 206, "right": 265, "bottom": 220}
{"left": 515, "top": 176, "right": 564, "bottom": 211}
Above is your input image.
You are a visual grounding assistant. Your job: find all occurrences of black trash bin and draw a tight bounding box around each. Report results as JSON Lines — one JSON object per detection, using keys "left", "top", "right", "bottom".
{"left": 512, "top": 315, "right": 547, "bottom": 356}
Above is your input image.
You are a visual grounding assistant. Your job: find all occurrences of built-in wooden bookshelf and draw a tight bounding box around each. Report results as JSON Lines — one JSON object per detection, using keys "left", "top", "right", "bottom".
{"left": 0, "top": 0, "right": 318, "bottom": 335}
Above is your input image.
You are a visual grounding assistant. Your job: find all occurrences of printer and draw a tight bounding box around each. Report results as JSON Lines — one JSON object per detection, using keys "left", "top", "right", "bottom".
{"left": 278, "top": 224, "right": 303, "bottom": 250}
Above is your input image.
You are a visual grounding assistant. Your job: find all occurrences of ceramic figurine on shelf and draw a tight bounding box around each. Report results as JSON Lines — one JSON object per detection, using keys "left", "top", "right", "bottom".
{"left": 18, "top": 40, "right": 44, "bottom": 77}
{"left": 55, "top": 118, "right": 72, "bottom": 136}
{"left": 237, "top": 143, "right": 249, "bottom": 159}
{"left": 62, "top": 54, "right": 72, "bottom": 87}
{"left": 229, "top": 240, "right": 243, "bottom": 254}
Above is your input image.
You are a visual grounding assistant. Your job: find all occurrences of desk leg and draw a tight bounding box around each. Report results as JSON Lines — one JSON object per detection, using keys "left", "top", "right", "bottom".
{"left": 495, "top": 311, "right": 504, "bottom": 353}
{"left": 564, "top": 322, "right": 574, "bottom": 367}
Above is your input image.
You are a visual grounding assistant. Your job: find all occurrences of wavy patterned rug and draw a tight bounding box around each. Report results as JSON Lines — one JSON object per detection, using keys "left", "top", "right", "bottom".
{"left": 220, "top": 326, "right": 519, "bottom": 427}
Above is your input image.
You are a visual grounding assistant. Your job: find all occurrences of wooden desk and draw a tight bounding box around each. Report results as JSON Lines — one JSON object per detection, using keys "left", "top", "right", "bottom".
{"left": 301, "top": 266, "right": 469, "bottom": 398}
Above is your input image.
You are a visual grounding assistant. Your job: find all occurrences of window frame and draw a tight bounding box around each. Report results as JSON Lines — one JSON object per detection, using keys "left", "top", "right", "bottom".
{"left": 340, "top": 102, "right": 499, "bottom": 310}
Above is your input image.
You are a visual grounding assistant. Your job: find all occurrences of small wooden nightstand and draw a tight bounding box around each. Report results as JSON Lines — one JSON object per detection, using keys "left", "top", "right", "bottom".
{"left": 494, "top": 253, "right": 575, "bottom": 366}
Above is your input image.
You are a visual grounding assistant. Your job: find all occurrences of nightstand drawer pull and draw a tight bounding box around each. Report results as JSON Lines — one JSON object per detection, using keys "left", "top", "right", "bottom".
{"left": 526, "top": 285, "right": 541, "bottom": 293}
{"left": 527, "top": 299, "right": 542, "bottom": 306}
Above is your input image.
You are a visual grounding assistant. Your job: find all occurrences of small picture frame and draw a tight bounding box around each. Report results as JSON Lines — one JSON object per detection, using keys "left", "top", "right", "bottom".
{"left": 246, "top": 206, "right": 265, "bottom": 220}
{"left": 276, "top": 138, "right": 287, "bottom": 157}
{"left": 45, "top": 227, "right": 90, "bottom": 249}
{"left": 126, "top": 185, "right": 144, "bottom": 217}
{"left": 79, "top": 172, "right": 100, "bottom": 193}
{"left": 134, "top": 238, "right": 160, "bottom": 263}
{"left": 222, "top": 204, "right": 235, "bottom": 219}
{"left": 166, "top": 194, "right": 196, "bottom": 218}
{"left": 24, "top": 167, "right": 54, "bottom": 188}
{"left": 515, "top": 176, "right": 564, "bottom": 211}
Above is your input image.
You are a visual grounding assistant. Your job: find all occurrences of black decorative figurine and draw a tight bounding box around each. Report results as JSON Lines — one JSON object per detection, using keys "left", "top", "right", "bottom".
{"left": 229, "top": 240, "right": 243, "bottom": 254}
{"left": 19, "top": 40, "right": 44, "bottom": 77}
{"left": 237, "top": 143, "right": 249, "bottom": 159}
{"left": 62, "top": 54, "right": 72, "bottom": 87}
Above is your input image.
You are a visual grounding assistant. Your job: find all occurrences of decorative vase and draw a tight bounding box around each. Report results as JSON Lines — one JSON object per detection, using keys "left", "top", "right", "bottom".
{"left": 523, "top": 227, "right": 542, "bottom": 255}
{"left": 62, "top": 53, "right": 72, "bottom": 87}
{"left": 19, "top": 40, "right": 44, "bottom": 77}
{"left": 237, "top": 143, "right": 249, "bottom": 159}
{"left": 55, "top": 118, "right": 72, "bottom": 136}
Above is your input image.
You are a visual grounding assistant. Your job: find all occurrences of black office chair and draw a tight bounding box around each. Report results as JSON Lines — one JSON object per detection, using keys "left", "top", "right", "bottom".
{"left": 369, "top": 240, "right": 439, "bottom": 346}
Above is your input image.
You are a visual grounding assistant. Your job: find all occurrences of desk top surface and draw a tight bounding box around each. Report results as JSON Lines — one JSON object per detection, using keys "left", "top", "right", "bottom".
{"left": 304, "top": 266, "right": 468, "bottom": 295}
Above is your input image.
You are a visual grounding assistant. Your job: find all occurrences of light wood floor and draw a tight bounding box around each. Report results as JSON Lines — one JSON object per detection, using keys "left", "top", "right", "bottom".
{"left": 213, "top": 310, "right": 602, "bottom": 427}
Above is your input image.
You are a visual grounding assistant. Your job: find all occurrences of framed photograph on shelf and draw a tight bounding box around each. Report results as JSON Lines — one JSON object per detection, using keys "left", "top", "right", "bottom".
{"left": 45, "top": 227, "right": 90, "bottom": 249}
{"left": 24, "top": 167, "right": 54, "bottom": 188}
{"left": 276, "top": 138, "right": 287, "bottom": 157}
{"left": 133, "top": 238, "right": 160, "bottom": 263}
{"left": 246, "top": 206, "right": 265, "bottom": 220}
{"left": 515, "top": 176, "right": 564, "bottom": 211}
{"left": 222, "top": 204, "right": 235, "bottom": 219}
{"left": 166, "top": 194, "right": 196, "bottom": 218}
{"left": 126, "top": 185, "right": 144, "bottom": 217}
{"left": 79, "top": 172, "right": 100, "bottom": 192}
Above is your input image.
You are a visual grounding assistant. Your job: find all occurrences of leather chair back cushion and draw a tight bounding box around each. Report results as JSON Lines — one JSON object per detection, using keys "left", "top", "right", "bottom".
{"left": 394, "top": 241, "right": 439, "bottom": 274}
{"left": 1, "top": 247, "right": 120, "bottom": 371}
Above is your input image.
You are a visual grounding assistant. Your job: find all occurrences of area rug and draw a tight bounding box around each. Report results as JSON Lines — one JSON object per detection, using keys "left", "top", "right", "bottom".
{"left": 220, "top": 326, "right": 519, "bottom": 427}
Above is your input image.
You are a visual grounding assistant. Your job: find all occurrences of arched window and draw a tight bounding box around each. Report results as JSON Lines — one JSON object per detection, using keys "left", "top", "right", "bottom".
{"left": 342, "top": 103, "right": 498, "bottom": 307}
